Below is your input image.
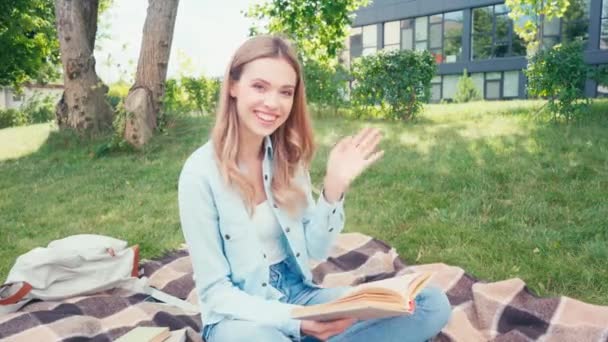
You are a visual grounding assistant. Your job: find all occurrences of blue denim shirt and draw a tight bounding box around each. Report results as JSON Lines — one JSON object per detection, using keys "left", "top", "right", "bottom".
{"left": 178, "top": 136, "right": 345, "bottom": 340}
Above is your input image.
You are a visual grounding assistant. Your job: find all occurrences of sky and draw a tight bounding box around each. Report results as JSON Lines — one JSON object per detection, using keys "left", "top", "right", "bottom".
{"left": 95, "top": 0, "right": 261, "bottom": 84}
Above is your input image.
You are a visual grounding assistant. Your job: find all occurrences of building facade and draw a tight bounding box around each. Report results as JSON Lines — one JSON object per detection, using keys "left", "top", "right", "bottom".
{"left": 0, "top": 83, "right": 63, "bottom": 110}
{"left": 345, "top": 0, "right": 608, "bottom": 102}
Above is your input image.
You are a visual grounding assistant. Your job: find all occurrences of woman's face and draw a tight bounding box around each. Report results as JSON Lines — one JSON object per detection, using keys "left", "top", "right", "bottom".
{"left": 230, "top": 57, "right": 297, "bottom": 140}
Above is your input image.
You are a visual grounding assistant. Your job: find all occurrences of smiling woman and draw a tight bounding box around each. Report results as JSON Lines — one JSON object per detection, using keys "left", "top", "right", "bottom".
{"left": 177, "top": 35, "right": 450, "bottom": 342}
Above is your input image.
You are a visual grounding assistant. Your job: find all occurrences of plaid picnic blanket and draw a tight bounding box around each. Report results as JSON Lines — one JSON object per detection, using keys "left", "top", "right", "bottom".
{"left": 1, "top": 233, "right": 607, "bottom": 341}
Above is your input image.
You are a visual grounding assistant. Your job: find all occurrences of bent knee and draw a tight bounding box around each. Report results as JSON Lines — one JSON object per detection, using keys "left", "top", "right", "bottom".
{"left": 417, "top": 286, "right": 452, "bottom": 328}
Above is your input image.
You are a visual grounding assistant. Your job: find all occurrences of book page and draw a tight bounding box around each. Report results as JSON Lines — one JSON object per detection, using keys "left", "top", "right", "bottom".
{"left": 343, "top": 272, "right": 429, "bottom": 299}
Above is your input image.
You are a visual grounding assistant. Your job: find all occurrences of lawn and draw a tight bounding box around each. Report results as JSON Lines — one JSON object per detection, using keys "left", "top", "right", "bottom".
{"left": 1, "top": 100, "right": 607, "bottom": 305}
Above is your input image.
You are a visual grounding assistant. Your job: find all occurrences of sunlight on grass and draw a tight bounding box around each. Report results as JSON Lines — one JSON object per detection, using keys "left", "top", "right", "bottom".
{"left": 0, "top": 122, "right": 57, "bottom": 161}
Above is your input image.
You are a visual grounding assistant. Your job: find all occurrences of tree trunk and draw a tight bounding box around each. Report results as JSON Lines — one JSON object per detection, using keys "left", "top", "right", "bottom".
{"left": 124, "top": 0, "right": 180, "bottom": 147}
{"left": 54, "top": 0, "right": 113, "bottom": 134}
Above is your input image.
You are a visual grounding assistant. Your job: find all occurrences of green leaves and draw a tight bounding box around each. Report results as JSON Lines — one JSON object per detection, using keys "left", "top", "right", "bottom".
{"left": 506, "top": 0, "right": 571, "bottom": 52}
{"left": 0, "top": 0, "right": 60, "bottom": 87}
{"left": 350, "top": 50, "right": 437, "bottom": 121}
{"left": 455, "top": 69, "right": 482, "bottom": 103}
{"left": 526, "top": 41, "right": 589, "bottom": 121}
{"left": 246, "top": 0, "right": 369, "bottom": 65}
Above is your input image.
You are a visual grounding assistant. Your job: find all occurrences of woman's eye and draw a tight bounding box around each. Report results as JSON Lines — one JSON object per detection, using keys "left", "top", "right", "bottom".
{"left": 253, "top": 84, "right": 265, "bottom": 91}
{"left": 281, "top": 90, "right": 293, "bottom": 97}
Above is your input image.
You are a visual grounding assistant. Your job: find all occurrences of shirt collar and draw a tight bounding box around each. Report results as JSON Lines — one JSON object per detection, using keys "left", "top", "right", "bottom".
{"left": 264, "top": 135, "right": 273, "bottom": 161}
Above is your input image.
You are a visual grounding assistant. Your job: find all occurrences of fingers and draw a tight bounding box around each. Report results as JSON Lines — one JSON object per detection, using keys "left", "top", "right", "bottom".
{"left": 359, "top": 130, "right": 382, "bottom": 158}
{"left": 316, "top": 318, "right": 357, "bottom": 340}
{"left": 334, "top": 135, "right": 353, "bottom": 152}
{"left": 352, "top": 127, "right": 375, "bottom": 147}
{"left": 364, "top": 150, "right": 385, "bottom": 168}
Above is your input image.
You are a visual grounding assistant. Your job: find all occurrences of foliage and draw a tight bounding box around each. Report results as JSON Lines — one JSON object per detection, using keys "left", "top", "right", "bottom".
{"left": 0, "top": 0, "right": 60, "bottom": 87}
{"left": 454, "top": 69, "right": 482, "bottom": 103}
{"left": 506, "top": 0, "right": 570, "bottom": 52}
{"left": 246, "top": 0, "right": 369, "bottom": 65}
{"left": 106, "top": 81, "right": 130, "bottom": 110}
{"left": 0, "top": 0, "right": 116, "bottom": 88}
{"left": 303, "top": 60, "right": 349, "bottom": 114}
{"left": 181, "top": 76, "right": 221, "bottom": 115}
{"left": 526, "top": 40, "right": 588, "bottom": 121}
{"left": 0, "top": 93, "right": 55, "bottom": 129}
{"left": 350, "top": 49, "right": 436, "bottom": 120}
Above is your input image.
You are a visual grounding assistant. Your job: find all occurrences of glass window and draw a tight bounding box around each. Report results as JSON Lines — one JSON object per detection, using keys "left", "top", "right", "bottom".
{"left": 363, "top": 24, "right": 377, "bottom": 49}
{"left": 561, "top": 0, "right": 590, "bottom": 42}
{"left": 602, "top": 19, "right": 608, "bottom": 49}
{"left": 430, "top": 14, "right": 442, "bottom": 24}
{"left": 494, "top": 43, "right": 509, "bottom": 57}
{"left": 486, "top": 81, "right": 501, "bottom": 99}
{"left": 495, "top": 15, "right": 510, "bottom": 42}
{"left": 384, "top": 21, "right": 400, "bottom": 46}
{"left": 544, "top": 16, "right": 561, "bottom": 36}
{"left": 471, "top": 73, "right": 485, "bottom": 98}
{"left": 384, "top": 44, "right": 400, "bottom": 51}
{"left": 486, "top": 72, "right": 502, "bottom": 80}
{"left": 431, "top": 84, "right": 442, "bottom": 102}
{"left": 415, "top": 41, "right": 427, "bottom": 51}
{"left": 444, "top": 11, "right": 464, "bottom": 39}
{"left": 503, "top": 71, "right": 520, "bottom": 97}
{"left": 495, "top": 4, "right": 509, "bottom": 14}
{"left": 602, "top": 0, "right": 608, "bottom": 49}
{"left": 350, "top": 33, "right": 363, "bottom": 58}
{"left": 362, "top": 47, "right": 376, "bottom": 56}
{"left": 542, "top": 37, "right": 559, "bottom": 49}
{"left": 430, "top": 24, "right": 442, "bottom": 49}
{"left": 442, "top": 74, "right": 459, "bottom": 99}
{"left": 472, "top": 34, "right": 492, "bottom": 59}
{"left": 473, "top": 7, "right": 493, "bottom": 35}
{"left": 472, "top": 5, "right": 526, "bottom": 60}
{"left": 401, "top": 19, "right": 414, "bottom": 50}
{"left": 416, "top": 17, "right": 428, "bottom": 41}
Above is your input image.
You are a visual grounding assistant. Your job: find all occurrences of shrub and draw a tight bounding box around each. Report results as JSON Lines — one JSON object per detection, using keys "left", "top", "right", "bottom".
{"left": 526, "top": 41, "right": 589, "bottom": 121}
{"left": 20, "top": 93, "right": 55, "bottom": 124}
{"left": 454, "top": 69, "right": 482, "bottom": 103}
{"left": 303, "top": 60, "right": 349, "bottom": 116}
{"left": 350, "top": 49, "right": 436, "bottom": 120}
{"left": 0, "top": 109, "right": 28, "bottom": 129}
{"left": 106, "top": 81, "right": 130, "bottom": 110}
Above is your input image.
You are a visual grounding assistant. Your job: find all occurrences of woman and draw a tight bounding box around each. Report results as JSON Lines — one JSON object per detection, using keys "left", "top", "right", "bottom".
{"left": 178, "top": 35, "right": 451, "bottom": 341}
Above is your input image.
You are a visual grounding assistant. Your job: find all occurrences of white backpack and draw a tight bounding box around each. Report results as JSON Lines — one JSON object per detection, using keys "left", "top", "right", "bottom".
{"left": 0, "top": 234, "right": 197, "bottom": 315}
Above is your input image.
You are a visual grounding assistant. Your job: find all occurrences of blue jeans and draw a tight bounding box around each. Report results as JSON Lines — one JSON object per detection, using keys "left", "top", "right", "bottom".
{"left": 203, "top": 257, "right": 451, "bottom": 341}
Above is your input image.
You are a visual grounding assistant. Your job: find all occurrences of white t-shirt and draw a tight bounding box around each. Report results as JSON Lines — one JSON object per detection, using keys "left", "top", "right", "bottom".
{"left": 252, "top": 200, "right": 288, "bottom": 265}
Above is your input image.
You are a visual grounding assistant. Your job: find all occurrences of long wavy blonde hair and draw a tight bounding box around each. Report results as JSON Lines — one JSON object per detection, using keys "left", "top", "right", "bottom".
{"left": 211, "top": 35, "right": 315, "bottom": 218}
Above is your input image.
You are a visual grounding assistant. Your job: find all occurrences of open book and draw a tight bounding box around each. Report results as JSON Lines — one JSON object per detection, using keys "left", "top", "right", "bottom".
{"left": 291, "top": 272, "right": 433, "bottom": 321}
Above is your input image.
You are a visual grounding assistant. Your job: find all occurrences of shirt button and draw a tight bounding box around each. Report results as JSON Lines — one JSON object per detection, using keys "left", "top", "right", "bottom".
{"left": 332, "top": 208, "right": 336, "bottom": 214}
{"left": 264, "top": 174, "right": 268, "bottom": 181}
{"left": 224, "top": 234, "right": 231, "bottom": 240}
{"left": 296, "top": 252, "right": 300, "bottom": 257}
{"left": 328, "top": 227, "right": 334, "bottom": 232}
{"left": 262, "top": 282, "right": 267, "bottom": 287}
{"left": 285, "top": 227, "right": 290, "bottom": 233}
{"left": 263, "top": 253, "right": 267, "bottom": 259}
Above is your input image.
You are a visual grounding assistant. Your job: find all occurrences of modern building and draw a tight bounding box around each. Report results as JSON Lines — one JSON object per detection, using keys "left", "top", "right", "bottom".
{"left": 0, "top": 83, "right": 63, "bottom": 110}
{"left": 344, "top": 0, "right": 608, "bottom": 102}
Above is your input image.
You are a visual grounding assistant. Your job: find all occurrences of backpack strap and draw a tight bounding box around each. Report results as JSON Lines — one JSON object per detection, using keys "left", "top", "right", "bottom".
{"left": 0, "top": 282, "right": 32, "bottom": 305}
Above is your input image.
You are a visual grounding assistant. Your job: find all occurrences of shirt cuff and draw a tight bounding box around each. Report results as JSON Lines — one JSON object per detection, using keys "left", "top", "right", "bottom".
{"left": 320, "top": 188, "right": 345, "bottom": 207}
{"left": 284, "top": 318, "right": 302, "bottom": 341}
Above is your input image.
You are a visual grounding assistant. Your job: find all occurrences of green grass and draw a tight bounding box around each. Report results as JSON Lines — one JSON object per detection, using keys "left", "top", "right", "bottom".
{"left": 1, "top": 100, "right": 607, "bottom": 305}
